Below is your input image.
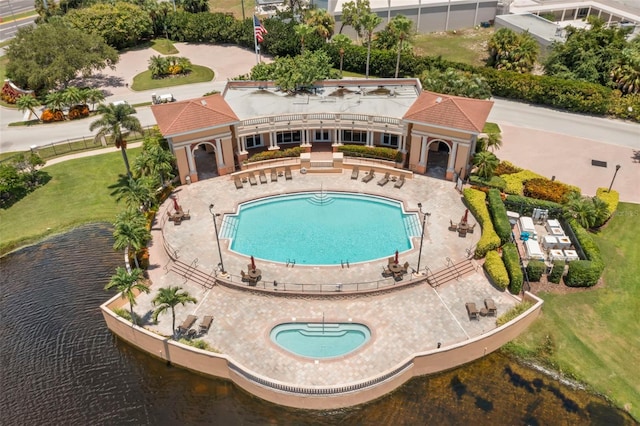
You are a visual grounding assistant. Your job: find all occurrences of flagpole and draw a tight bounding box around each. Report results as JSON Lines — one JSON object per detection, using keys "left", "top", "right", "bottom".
{"left": 253, "top": 16, "right": 260, "bottom": 65}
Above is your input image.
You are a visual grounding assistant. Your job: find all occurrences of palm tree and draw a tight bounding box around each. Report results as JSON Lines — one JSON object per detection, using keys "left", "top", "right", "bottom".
{"left": 472, "top": 151, "right": 499, "bottom": 179}
{"left": 152, "top": 286, "right": 197, "bottom": 339}
{"left": 15, "top": 95, "right": 41, "bottom": 121}
{"left": 90, "top": 103, "right": 143, "bottom": 177}
{"left": 84, "top": 88, "right": 105, "bottom": 111}
{"left": 332, "top": 34, "right": 352, "bottom": 74}
{"left": 611, "top": 45, "right": 640, "bottom": 94}
{"left": 62, "top": 86, "right": 83, "bottom": 110}
{"left": 565, "top": 192, "right": 596, "bottom": 228}
{"left": 113, "top": 208, "right": 151, "bottom": 269}
{"left": 295, "top": 23, "right": 315, "bottom": 54}
{"left": 148, "top": 55, "right": 168, "bottom": 79}
{"left": 105, "top": 267, "right": 149, "bottom": 325}
{"left": 44, "top": 91, "right": 66, "bottom": 119}
{"left": 133, "top": 142, "right": 175, "bottom": 186}
{"left": 482, "top": 132, "right": 503, "bottom": 152}
{"left": 361, "top": 12, "right": 382, "bottom": 79}
{"left": 305, "top": 8, "right": 335, "bottom": 42}
{"left": 591, "top": 196, "right": 611, "bottom": 227}
{"left": 389, "top": 15, "right": 413, "bottom": 78}
{"left": 488, "top": 28, "right": 538, "bottom": 73}
{"left": 110, "top": 175, "right": 156, "bottom": 211}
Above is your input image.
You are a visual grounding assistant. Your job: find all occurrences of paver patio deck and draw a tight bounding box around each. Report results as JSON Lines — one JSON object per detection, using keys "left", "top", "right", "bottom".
{"left": 133, "top": 169, "right": 520, "bottom": 387}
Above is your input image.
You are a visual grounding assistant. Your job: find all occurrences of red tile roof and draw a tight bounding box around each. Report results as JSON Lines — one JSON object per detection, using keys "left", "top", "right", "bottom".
{"left": 151, "top": 94, "right": 239, "bottom": 136}
{"left": 403, "top": 91, "right": 494, "bottom": 133}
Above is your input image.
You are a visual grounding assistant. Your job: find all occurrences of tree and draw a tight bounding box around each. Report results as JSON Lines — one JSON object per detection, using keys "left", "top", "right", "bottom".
{"left": 420, "top": 68, "right": 491, "bottom": 99}
{"left": 148, "top": 55, "right": 169, "bottom": 79}
{"left": 331, "top": 34, "right": 352, "bottom": 74}
{"left": 105, "top": 267, "right": 149, "bottom": 325}
{"left": 62, "top": 86, "right": 83, "bottom": 110}
{"left": 305, "top": 8, "right": 335, "bottom": 42}
{"left": 565, "top": 192, "right": 596, "bottom": 228}
{"left": 611, "top": 44, "right": 640, "bottom": 94}
{"left": 181, "top": 0, "right": 209, "bottom": 13}
{"left": 340, "top": 0, "right": 370, "bottom": 39}
{"left": 90, "top": 103, "right": 143, "bottom": 177}
{"left": 5, "top": 18, "right": 118, "bottom": 93}
{"left": 472, "top": 151, "right": 499, "bottom": 179}
{"left": 389, "top": 15, "right": 413, "bottom": 78}
{"left": 481, "top": 132, "right": 502, "bottom": 152}
{"left": 488, "top": 28, "right": 539, "bottom": 73}
{"left": 44, "top": 91, "right": 66, "bottom": 119}
{"left": 295, "top": 23, "right": 315, "bottom": 54}
{"left": 113, "top": 208, "right": 151, "bottom": 269}
{"left": 15, "top": 95, "right": 40, "bottom": 121}
{"left": 133, "top": 134, "right": 176, "bottom": 186}
{"left": 84, "top": 88, "right": 105, "bottom": 111}
{"left": 361, "top": 13, "right": 382, "bottom": 79}
{"left": 110, "top": 175, "right": 157, "bottom": 211}
{"left": 152, "top": 286, "right": 197, "bottom": 339}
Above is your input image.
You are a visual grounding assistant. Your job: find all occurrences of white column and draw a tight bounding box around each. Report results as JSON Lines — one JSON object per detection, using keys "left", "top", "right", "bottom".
{"left": 447, "top": 141, "right": 458, "bottom": 171}
{"left": 473, "top": 0, "right": 479, "bottom": 27}
{"left": 401, "top": 134, "right": 407, "bottom": 152}
{"left": 271, "top": 131, "right": 277, "bottom": 148}
{"left": 574, "top": 8, "right": 578, "bottom": 19}
{"left": 238, "top": 136, "right": 246, "bottom": 154}
{"left": 417, "top": 0, "right": 422, "bottom": 31}
{"left": 216, "top": 139, "right": 225, "bottom": 167}
{"left": 186, "top": 146, "right": 196, "bottom": 173}
{"left": 561, "top": 9, "right": 566, "bottom": 20}
{"left": 419, "top": 136, "right": 427, "bottom": 165}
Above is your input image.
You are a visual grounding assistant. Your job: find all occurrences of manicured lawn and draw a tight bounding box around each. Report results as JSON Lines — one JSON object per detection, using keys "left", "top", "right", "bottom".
{"left": 507, "top": 202, "right": 640, "bottom": 421}
{"left": 151, "top": 38, "right": 179, "bottom": 55}
{"left": 209, "top": 0, "right": 244, "bottom": 19}
{"left": 412, "top": 28, "right": 492, "bottom": 67}
{"left": 483, "top": 122, "right": 501, "bottom": 133}
{"left": 0, "top": 148, "right": 141, "bottom": 255}
{"left": 131, "top": 65, "right": 214, "bottom": 91}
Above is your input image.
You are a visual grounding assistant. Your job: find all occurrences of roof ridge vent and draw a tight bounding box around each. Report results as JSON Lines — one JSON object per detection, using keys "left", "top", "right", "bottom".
{"left": 436, "top": 97, "right": 443, "bottom": 103}
{"left": 201, "top": 100, "right": 207, "bottom": 106}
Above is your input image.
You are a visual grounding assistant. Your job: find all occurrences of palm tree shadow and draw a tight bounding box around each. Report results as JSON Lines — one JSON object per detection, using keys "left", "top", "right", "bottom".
{"left": 632, "top": 150, "right": 640, "bottom": 163}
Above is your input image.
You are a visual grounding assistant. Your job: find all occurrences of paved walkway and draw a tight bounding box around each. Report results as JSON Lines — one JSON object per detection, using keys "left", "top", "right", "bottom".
{"left": 132, "top": 169, "right": 520, "bottom": 387}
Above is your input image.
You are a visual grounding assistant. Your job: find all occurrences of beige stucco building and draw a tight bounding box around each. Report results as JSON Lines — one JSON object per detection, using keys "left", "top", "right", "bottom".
{"left": 151, "top": 78, "right": 493, "bottom": 184}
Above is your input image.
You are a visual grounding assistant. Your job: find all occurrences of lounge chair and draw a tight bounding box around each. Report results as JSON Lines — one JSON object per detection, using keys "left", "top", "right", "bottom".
{"left": 270, "top": 168, "right": 278, "bottom": 182}
{"left": 248, "top": 173, "right": 258, "bottom": 186}
{"left": 377, "top": 172, "right": 390, "bottom": 186}
{"left": 394, "top": 175, "right": 405, "bottom": 188}
{"left": 351, "top": 167, "right": 359, "bottom": 180}
{"left": 199, "top": 315, "right": 213, "bottom": 333}
{"left": 484, "top": 299, "right": 497, "bottom": 316}
{"left": 177, "top": 314, "right": 197, "bottom": 334}
{"left": 234, "top": 176, "right": 243, "bottom": 189}
{"left": 465, "top": 303, "right": 480, "bottom": 321}
{"left": 362, "top": 169, "right": 375, "bottom": 183}
{"left": 259, "top": 170, "right": 267, "bottom": 184}
{"left": 285, "top": 167, "right": 292, "bottom": 180}
{"left": 187, "top": 328, "right": 197, "bottom": 338}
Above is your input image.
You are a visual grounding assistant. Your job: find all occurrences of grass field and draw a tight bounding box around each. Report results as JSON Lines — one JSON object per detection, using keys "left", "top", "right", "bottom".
{"left": 131, "top": 65, "right": 215, "bottom": 91}
{"left": 151, "top": 38, "right": 179, "bottom": 55}
{"left": 412, "top": 28, "right": 492, "bottom": 67}
{"left": 506, "top": 202, "right": 640, "bottom": 421}
{"left": 0, "top": 148, "right": 141, "bottom": 255}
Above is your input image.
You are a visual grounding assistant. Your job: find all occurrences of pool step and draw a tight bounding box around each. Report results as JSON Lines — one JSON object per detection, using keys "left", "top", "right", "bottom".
{"left": 426, "top": 259, "right": 477, "bottom": 288}
{"left": 170, "top": 260, "right": 216, "bottom": 289}
{"left": 403, "top": 215, "right": 421, "bottom": 237}
{"left": 219, "top": 215, "right": 239, "bottom": 239}
{"left": 306, "top": 194, "right": 335, "bottom": 206}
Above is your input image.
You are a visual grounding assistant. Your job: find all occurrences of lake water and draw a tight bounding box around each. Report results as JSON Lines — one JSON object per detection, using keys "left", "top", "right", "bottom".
{"left": 0, "top": 224, "right": 634, "bottom": 425}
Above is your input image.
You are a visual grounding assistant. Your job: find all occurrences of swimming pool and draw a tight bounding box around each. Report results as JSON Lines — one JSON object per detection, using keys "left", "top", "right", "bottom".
{"left": 270, "top": 323, "right": 371, "bottom": 359}
{"left": 220, "top": 192, "right": 420, "bottom": 265}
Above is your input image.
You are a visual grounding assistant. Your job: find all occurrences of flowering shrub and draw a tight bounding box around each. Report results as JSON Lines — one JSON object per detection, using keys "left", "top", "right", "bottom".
{"left": 68, "top": 105, "right": 90, "bottom": 120}
{"left": 524, "top": 178, "right": 575, "bottom": 203}
{"left": 41, "top": 109, "right": 65, "bottom": 122}
{"left": 495, "top": 160, "right": 522, "bottom": 176}
{"left": 502, "top": 169, "right": 546, "bottom": 195}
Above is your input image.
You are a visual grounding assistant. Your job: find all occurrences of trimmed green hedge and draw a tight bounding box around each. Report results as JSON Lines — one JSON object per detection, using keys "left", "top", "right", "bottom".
{"left": 337, "top": 144, "right": 397, "bottom": 161}
{"left": 548, "top": 260, "right": 565, "bottom": 284}
{"left": 246, "top": 147, "right": 305, "bottom": 163}
{"left": 565, "top": 218, "right": 604, "bottom": 287}
{"left": 502, "top": 242, "right": 524, "bottom": 294}
{"left": 484, "top": 250, "right": 509, "bottom": 290}
{"left": 504, "top": 195, "right": 564, "bottom": 218}
{"left": 525, "top": 260, "right": 546, "bottom": 282}
{"left": 469, "top": 175, "right": 507, "bottom": 191}
{"left": 463, "top": 188, "right": 501, "bottom": 258}
{"left": 502, "top": 170, "right": 547, "bottom": 195}
{"left": 487, "top": 189, "right": 512, "bottom": 244}
{"left": 595, "top": 187, "right": 619, "bottom": 217}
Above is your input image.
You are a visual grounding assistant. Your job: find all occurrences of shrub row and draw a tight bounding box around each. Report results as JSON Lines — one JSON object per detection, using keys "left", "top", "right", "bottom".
{"left": 469, "top": 175, "right": 506, "bottom": 191}
{"left": 564, "top": 218, "right": 604, "bottom": 287}
{"left": 337, "top": 144, "right": 398, "bottom": 161}
{"left": 484, "top": 250, "right": 509, "bottom": 290}
{"left": 487, "top": 189, "right": 512, "bottom": 244}
{"left": 523, "top": 178, "right": 576, "bottom": 204}
{"left": 503, "top": 195, "right": 564, "bottom": 218}
{"left": 548, "top": 260, "right": 565, "bottom": 284}
{"left": 502, "top": 242, "right": 523, "bottom": 294}
{"left": 246, "top": 147, "right": 305, "bottom": 163}
{"left": 463, "top": 188, "right": 501, "bottom": 258}
{"left": 595, "top": 188, "right": 619, "bottom": 217}
{"left": 525, "top": 260, "right": 546, "bottom": 282}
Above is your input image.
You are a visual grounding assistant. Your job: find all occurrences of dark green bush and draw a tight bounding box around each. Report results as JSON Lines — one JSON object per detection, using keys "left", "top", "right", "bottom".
{"left": 487, "top": 189, "right": 512, "bottom": 244}
{"left": 565, "top": 260, "right": 601, "bottom": 287}
{"left": 548, "top": 260, "right": 565, "bottom": 284}
{"left": 469, "top": 175, "right": 507, "bottom": 191}
{"left": 502, "top": 242, "right": 524, "bottom": 294}
{"left": 337, "top": 145, "right": 397, "bottom": 161}
{"left": 247, "top": 147, "right": 305, "bottom": 162}
{"left": 525, "top": 260, "right": 546, "bottom": 282}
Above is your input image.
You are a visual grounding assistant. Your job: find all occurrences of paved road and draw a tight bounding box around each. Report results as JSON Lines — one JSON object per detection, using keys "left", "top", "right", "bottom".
{"left": 0, "top": 15, "right": 35, "bottom": 41}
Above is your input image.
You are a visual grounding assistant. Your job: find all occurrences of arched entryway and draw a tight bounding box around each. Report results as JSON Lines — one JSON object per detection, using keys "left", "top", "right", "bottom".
{"left": 192, "top": 142, "right": 219, "bottom": 181}
{"left": 426, "top": 140, "right": 450, "bottom": 179}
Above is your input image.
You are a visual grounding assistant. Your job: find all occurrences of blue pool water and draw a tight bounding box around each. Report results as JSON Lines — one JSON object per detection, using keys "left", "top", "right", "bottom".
{"left": 270, "top": 323, "right": 371, "bottom": 359}
{"left": 221, "top": 192, "right": 420, "bottom": 265}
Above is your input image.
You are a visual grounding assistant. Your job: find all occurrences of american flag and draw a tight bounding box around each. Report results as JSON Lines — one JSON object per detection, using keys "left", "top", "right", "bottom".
{"left": 254, "top": 15, "right": 267, "bottom": 44}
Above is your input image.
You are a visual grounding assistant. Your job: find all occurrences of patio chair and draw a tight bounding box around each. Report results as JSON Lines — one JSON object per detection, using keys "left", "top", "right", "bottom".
{"left": 285, "top": 167, "right": 293, "bottom": 180}
{"left": 177, "top": 314, "right": 198, "bottom": 334}
{"left": 362, "top": 169, "right": 375, "bottom": 183}
{"left": 465, "top": 303, "right": 480, "bottom": 321}
{"left": 351, "top": 167, "right": 359, "bottom": 180}
{"left": 187, "top": 328, "right": 198, "bottom": 338}
{"left": 248, "top": 173, "right": 258, "bottom": 186}
{"left": 484, "top": 299, "right": 497, "bottom": 316}
{"left": 377, "top": 172, "right": 390, "bottom": 186}
{"left": 449, "top": 220, "right": 458, "bottom": 232}
{"left": 394, "top": 175, "right": 405, "bottom": 189}
{"left": 270, "top": 168, "right": 278, "bottom": 182}
{"left": 234, "top": 176, "right": 244, "bottom": 189}
{"left": 199, "top": 315, "right": 214, "bottom": 333}
{"left": 382, "top": 266, "right": 393, "bottom": 278}
{"left": 402, "top": 262, "right": 410, "bottom": 273}
{"left": 467, "top": 223, "right": 476, "bottom": 234}
{"left": 259, "top": 170, "right": 267, "bottom": 184}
